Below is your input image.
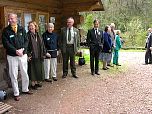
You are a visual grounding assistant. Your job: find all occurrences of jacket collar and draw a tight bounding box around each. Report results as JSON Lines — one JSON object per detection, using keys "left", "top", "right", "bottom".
{"left": 8, "top": 24, "right": 23, "bottom": 32}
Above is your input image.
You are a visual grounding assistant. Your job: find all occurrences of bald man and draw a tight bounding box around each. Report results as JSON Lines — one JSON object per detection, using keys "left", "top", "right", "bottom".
{"left": 2, "top": 13, "right": 32, "bottom": 101}
{"left": 60, "top": 17, "right": 80, "bottom": 78}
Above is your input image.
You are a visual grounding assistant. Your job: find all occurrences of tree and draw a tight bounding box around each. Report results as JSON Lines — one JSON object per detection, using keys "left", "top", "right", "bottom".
{"left": 80, "top": 0, "right": 152, "bottom": 47}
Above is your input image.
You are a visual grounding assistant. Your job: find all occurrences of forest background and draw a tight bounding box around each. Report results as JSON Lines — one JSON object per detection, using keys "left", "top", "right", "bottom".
{"left": 80, "top": 0, "right": 152, "bottom": 48}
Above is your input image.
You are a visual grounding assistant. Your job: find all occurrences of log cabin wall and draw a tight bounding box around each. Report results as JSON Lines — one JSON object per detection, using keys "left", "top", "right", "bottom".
{"left": 0, "top": 0, "right": 63, "bottom": 89}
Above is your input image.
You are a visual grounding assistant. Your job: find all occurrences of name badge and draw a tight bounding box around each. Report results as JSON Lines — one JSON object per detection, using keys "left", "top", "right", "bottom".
{"left": 9, "top": 35, "right": 14, "bottom": 38}
{"left": 20, "top": 33, "right": 22, "bottom": 36}
{"left": 47, "top": 38, "right": 50, "bottom": 40}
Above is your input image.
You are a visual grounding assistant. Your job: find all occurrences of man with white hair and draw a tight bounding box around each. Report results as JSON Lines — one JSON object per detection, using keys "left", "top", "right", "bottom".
{"left": 42, "top": 23, "right": 59, "bottom": 82}
{"left": 60, "top": 17, "right": 80, "bottom": 78}
{"left": 2, "top": 13, "right": 32, "bottom": 101}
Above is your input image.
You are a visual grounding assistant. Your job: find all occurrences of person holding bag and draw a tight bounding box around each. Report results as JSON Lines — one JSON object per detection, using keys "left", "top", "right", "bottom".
{"left": 43, "top": 23, "right": 59, "bottom": 82}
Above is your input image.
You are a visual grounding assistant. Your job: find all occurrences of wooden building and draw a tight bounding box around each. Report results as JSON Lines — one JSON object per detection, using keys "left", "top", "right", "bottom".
{"left": 0, "top": 0, "right": 104, "bottom": 89}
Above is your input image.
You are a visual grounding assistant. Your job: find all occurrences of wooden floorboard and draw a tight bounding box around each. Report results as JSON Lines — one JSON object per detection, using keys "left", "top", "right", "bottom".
{"left": 0, "top": 102, "right": 12, "bottom": 114}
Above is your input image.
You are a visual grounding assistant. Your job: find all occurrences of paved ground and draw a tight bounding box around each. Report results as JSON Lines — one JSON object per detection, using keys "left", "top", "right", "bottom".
{"left": 5, "top": 52, "right": 152, "bottom": 114}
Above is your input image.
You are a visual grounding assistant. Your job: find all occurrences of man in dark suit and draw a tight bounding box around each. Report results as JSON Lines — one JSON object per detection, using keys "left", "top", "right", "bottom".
{"left": 87, "top": 19, "right": 103, "bottom": 75}
{"left": 147, "top": 28, "right": 152, "bottom": 63}
{"left": 145, "top": 28, "right": 152, "bottom": 64}
{"left": 60, "top": 17, "right": 80, "bottom": 78}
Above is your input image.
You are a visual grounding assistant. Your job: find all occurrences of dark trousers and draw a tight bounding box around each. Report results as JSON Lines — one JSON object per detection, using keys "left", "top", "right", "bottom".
{"left": 62, "top": 44, "right": 76, "bottom": 76}
{"left": 145, "top": 49, "right": 152, "bottom": 64}
{"left": 90, "top": 46, "right": 100, "bottom": 73}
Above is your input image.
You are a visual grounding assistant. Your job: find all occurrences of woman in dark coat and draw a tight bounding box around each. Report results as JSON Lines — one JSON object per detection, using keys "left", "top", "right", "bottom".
{"left": 27, "top": 21, "right": 46, "bottom": 89}
{"left": 99, "top": 25, "right": 112, "bottom": 70}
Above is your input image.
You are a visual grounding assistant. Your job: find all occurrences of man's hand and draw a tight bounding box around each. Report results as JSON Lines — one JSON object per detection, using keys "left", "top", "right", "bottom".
{"left": 28, "top": 56, "right": 32, "bottom": 61}
{"left": 46, "top": 53, "right": 51, "bottom": 58}
{"left": 16, "top": 48, "right": 24, "bottom": 57}
{"left": 150, "top": 47, "right": 152, "bottom": 51}
{"left": 57, "top": 51, "right": 59, "bottom": 56}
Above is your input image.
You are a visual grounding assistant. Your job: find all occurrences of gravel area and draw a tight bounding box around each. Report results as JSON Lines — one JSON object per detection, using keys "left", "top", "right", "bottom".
{"left": 5, "top": 52, "right": 152, "bottom": 114}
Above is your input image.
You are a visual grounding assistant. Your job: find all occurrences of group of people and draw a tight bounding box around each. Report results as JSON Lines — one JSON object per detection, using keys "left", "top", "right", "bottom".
{"left": 2, "top": 13, "right": 80, "bottom": 101}
{"left": 2, "top": 13, "right": 122, "bottom": 101}
{"left": 145, "top": 28, "right": 152, "bottom": 64}
{"left": 87, "top": 20, "right": 122, "bottom": 75}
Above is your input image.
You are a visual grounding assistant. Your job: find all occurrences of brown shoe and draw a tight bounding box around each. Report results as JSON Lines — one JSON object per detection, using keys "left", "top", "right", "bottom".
{"left": 35, "top": 83, "right": 42, "bottom": 87}
{"left": 45, "top": 79, "right": 52, "bottom": 82}
{"left": 22, "top": 91, "right": 33, "bottom": 95}
{"left": 14, "top": 96, "right": 21, "bottom": 101}
{"left": 62, "top": 75, "right": 67, "bottom": 79}
{"left": 31, "top": 85, "right": 38, "bottom": 90}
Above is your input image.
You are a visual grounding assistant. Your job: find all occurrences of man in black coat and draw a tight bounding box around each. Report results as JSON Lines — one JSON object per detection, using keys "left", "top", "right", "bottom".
{"left": 145, "top": 28, "right": 152, "bottom": 64}
{"left": 87, "top": 19, "right": 103, "bottom": 75}
{"left": 147, "top": 28, "right": 152, "bottom": 63}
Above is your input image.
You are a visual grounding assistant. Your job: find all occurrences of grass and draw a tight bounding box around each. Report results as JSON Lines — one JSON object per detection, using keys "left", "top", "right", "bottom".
{"left": 120, "top": 49, "right": 145, "bottom": 52}
{"left": 76, "top": 48, "right": 131, "bottom": 75}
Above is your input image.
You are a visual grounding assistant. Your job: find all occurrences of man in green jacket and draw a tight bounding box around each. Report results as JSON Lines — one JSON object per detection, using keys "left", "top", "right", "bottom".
{"left": 60, "top": 17, "right": 80, "bottom": 78}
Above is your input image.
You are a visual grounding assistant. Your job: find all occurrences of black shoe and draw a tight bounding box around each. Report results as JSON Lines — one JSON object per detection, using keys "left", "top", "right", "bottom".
{"left": 35, "top": 83, "right": 42, "bottom": 88}
{"left": 72, "top": 75, "right": 78, "bottom": 78}
{"left": 31, "top": 85, "right": 38, "bottom": 90}
{"left": 149, "top": 61, "right": 152, "bottom": 64}
{"left": 95, "top": 72, "right": 100, "bottom": 75}
{"left": 107, "top": 64, "right": 114, "bottom": 67}
{"left": 91, "top": 72, "right": 94, "bottom": 75}
{"left": 52, "top": 77, "right": 58, "bottom": 81}
{"left": 45, "top": 79, "right": 52, "bottom": 82}
{"left": 143, "top": 63, "right": 148, "bottom": 65}
{"left": 116, "top": 64, "right": 121, "bottom": 66}
{"left": 103, "top": 68, "right": 108, "bottom": 70}
{"left": 62, "top": 75, "right": 67, "bottom": 79}
{"left": 22, "top": 91, "right": 33, "bottom": 95}
{"left": 106, "top": 67, "right": 109, "bottom": 69}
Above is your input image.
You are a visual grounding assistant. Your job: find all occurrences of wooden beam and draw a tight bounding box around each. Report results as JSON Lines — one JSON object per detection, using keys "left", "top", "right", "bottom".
{"left": 0, "top": 0, "right": 61, "bottom": 10}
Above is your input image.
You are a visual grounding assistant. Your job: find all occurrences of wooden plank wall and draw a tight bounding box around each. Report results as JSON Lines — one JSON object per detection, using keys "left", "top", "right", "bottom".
{"left": 0, "top": 0, "right": 62, "bottom": 32}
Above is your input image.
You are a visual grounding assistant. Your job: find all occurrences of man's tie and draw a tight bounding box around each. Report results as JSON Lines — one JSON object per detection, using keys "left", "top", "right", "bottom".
{"left": 95, "top": 29, "right": 98, "bottom": 38}
{"left": 68, "top": 28, "right": 71, "bottom": 42}
{"left": 12, "top": 25, "right": 17, "bottom": 33}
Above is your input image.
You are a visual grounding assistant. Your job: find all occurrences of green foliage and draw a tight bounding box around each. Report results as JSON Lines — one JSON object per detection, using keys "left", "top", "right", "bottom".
{"left": 80, "top": 0, "right": 152, "bottom": 47}
{"left": 122, "top": 17, "right": 146, "bottom": 47}
{"left": 81, "top": 14, "right": 94, "bottom": 31}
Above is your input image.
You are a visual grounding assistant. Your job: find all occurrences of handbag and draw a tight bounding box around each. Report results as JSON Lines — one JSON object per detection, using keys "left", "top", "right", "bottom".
{"left": 78, "top": 57, "right": 85, "bottom": 66}
{"left": 78, "top": 51, "right": 85, "bottom": 66}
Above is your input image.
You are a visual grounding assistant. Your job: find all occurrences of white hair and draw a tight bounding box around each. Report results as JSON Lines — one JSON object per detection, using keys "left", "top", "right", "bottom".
{"left": 8, "top": 13, "right": 17, "bottom": 18}
{"left": 148, "top": 28, "right": 151, "bottom": 31}
{"left": 110, "top": 23, "right": 115, "bottom": 27}
{"left": 47, "top": 23, "right": 54, "bottom": 28}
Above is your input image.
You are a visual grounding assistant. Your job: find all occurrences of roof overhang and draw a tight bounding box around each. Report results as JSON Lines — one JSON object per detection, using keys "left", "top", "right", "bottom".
{"left": 62, "top": 0, "right": 104, "bottom": 12}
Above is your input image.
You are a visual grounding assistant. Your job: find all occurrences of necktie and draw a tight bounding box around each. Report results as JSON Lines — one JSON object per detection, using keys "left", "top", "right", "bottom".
{"left": 95, "top": 29, "right": 98, "bottom": 38}
{"left": 68, "top": 28, "right": 71, "bottom": 42}
{"left": 12, "top": 25, "right": 17, "bottom": 33}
